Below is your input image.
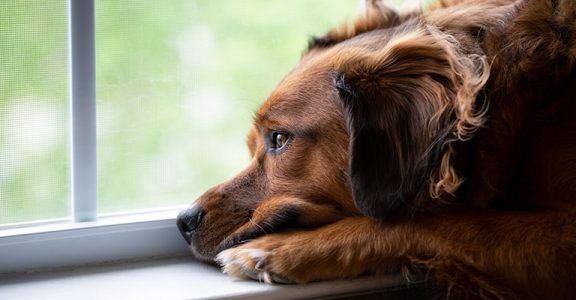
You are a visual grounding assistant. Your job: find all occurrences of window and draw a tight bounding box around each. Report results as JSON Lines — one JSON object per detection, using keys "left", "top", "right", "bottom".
{"left": 1, "top": 0, "right": 357, "bottom": 228}
{"left": 1, "top": 0, "right": 361, "bottom": 273}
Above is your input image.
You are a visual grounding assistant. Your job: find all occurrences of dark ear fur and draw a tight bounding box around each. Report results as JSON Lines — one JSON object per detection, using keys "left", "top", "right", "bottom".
{"left": 335, "top": 26, "right": 489, "bottom": 218}
{"left": 337, "top": 73, "right": 445, "bottom": 218}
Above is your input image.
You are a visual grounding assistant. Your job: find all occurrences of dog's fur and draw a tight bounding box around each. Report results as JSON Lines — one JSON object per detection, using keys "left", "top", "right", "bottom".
{"left": 179, "top": 0, "right": 576, "bottom": 298}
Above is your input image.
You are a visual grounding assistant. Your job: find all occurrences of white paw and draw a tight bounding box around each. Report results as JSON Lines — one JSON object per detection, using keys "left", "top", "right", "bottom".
{"left": 215, "top": 247, "right": 292, "bottom": 284}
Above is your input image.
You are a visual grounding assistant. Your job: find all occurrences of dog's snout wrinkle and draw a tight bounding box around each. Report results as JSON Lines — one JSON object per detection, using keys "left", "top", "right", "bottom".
{"left": 177, "top": 204, "right": 205, "bottom": 244}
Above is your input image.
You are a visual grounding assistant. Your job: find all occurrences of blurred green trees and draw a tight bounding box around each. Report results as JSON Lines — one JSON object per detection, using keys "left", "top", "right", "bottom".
{"left": 0, "top": 0, "right": 357, "bottom": 224}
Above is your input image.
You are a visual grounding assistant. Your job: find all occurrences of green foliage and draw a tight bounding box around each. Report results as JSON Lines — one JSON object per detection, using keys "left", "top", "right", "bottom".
{"left": 0, "top": 0, "right": 357, "bottom": 223}
{"left": 94, "top": 0, "right": 358, "bottom": 213}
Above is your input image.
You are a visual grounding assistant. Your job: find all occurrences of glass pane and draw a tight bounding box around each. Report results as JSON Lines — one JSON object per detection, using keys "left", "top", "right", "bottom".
{"left": 0, "top": 1, "right": 70, "bottom": 225}
{"left": 95, "top": 0, "right": 357, "bottom": 213}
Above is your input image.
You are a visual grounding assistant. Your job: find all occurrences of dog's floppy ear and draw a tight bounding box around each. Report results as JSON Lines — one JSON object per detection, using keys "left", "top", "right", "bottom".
{"left": 309, "top": 0, "right": 406, "bottom": 50}
{"left": 335, "top": 25, "right": 489, "bottom": 218}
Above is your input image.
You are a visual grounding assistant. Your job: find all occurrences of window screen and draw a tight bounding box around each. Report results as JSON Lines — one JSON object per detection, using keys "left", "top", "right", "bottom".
{"left": 0, "top": 1, "right": 70, "bottom": 225}
{"left": 1, "top": 0, "right": 356, "bottom": 224}
{"left": 95, "top": 0, "right": 357, "bottom": 214}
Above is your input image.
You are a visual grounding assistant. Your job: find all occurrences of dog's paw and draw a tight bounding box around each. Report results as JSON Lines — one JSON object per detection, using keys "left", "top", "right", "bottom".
{"left": 216, "top": 245, "right": 294, "bottom": 284}
{"left": 215, "top": 219, "right": 379, "bottom": 284}
{"left": 215, "top": 233, "right": 313, "bottom": 284}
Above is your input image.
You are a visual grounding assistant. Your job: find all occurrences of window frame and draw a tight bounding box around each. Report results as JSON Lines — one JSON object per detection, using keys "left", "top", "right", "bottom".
{"left": 0, "top": 209, "right": 189, "bottom": 273}
{"left": 0, "top": 0, "right": 189, "bottom": 273}
{"left": 70, "top": 0, "right": 97, "bottom": 223}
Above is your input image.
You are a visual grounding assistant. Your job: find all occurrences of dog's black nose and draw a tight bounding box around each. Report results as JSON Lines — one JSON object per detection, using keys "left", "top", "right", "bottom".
{"left": 176, "top": 204, "right": 205, "bottom": 244}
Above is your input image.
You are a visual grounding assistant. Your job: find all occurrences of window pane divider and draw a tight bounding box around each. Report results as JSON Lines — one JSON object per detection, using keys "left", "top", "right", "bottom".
{"left": 69, "top": 0, "right": 97, "bottom": 222}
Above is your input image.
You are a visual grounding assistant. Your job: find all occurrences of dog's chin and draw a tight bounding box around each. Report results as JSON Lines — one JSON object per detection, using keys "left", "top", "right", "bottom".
{"left": 188, "top": 231, "right": 235, "bottom": 264}
{"left": 187, "top": 228, "right": 261, "bottom": 263}
{"left": 213, "top": 226, "right": 299, "bottom": 260}
{"left": 188, "top": 243, "right": 218, "bottom": 264}
{"left": 189, "top": 234, "right": 257, "bottom": 264}
{"left": 214, "top": 229, "right": 270, "bottom": 255}
{"left": 191, "top": 207, "right": 303, "bottom": 263}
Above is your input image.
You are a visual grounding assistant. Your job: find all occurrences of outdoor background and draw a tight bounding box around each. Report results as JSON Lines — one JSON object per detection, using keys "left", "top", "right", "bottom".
{"left": 2, "top": 0, "right": 423, "bottom": 225}
{"left": 1, "top": 0, "right": 362, "bottom": 224}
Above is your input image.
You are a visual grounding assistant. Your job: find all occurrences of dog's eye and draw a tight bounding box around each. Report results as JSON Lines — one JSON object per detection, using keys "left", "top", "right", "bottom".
{"left": 270, "top": 132, "right": 289, "bottom": 151}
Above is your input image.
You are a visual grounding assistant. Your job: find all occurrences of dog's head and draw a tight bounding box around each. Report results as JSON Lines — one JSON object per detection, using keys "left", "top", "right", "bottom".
{"left": 177, "top": 0, "right": 491, "bottom": 262}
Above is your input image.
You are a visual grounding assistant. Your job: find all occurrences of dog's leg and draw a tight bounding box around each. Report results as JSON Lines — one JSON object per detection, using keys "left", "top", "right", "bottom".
{"left": 217, "top": 210, "right": 576, "bottom": 299}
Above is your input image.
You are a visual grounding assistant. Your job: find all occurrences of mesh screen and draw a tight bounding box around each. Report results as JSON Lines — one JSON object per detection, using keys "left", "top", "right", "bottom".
{"left": 0, "top": 1, "right": 70, "bottom": 224}
{"left": 95, "top": 0, "right": 356, "bottom": 213}
{"left": 0, "top": 1, "right": 357, "bottom": 222}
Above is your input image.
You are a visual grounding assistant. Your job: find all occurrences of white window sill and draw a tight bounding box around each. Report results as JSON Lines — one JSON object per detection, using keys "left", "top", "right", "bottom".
{"left": 0, "top": 208, "right": 189, "bottom": 273}
{"left": 0, "top": 256, "right": 419, "bottom": 300}
{"left": 0, "top": 209, "right": 430, "bottom": 299}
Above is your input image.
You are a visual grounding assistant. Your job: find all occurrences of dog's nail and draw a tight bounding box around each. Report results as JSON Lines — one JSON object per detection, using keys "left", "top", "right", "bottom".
{"left": 255, "top": 258, "right": 267, "bottom": 270}
{"left": 242, "top": 268, "right": 261, "bottom": 282}
{"left": 261, "top": 271, "right": 274, "bottom": 284}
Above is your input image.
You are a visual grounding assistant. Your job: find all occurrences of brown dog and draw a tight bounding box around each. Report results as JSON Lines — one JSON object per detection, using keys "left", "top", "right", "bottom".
{"left": 177, "top": 0, "right": 576, "bottom": 298}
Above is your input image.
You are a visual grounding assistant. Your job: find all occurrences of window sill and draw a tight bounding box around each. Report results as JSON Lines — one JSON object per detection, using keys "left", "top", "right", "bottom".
{"left": 0, "top": 208, "right": 189, "bottom": 273}
{"left": 0, "top": 209, "right": 430, "bottom": 299}
{"left": 0, "top": 256, "right": 423, "bottom": 300}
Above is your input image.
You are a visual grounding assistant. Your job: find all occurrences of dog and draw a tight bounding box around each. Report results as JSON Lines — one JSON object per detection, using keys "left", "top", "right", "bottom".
{"left": 177, "top": 0, "right": 576, "bottom": 298}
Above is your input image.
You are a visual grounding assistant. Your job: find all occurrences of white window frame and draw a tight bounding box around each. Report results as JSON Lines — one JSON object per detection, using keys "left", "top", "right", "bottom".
{"left": 0, "top": 0, "right": 189, "bottom": 274}
{"left": 70, "top": 0, "right": 97, "bottom": 223}
{"left": 0, "top": 210, "right": 188, "bottom": 273}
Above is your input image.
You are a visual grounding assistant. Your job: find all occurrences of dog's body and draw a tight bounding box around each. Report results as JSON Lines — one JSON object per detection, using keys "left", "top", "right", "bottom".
{"left": 177, "top": 0, "right": 576, "bottom": 298}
